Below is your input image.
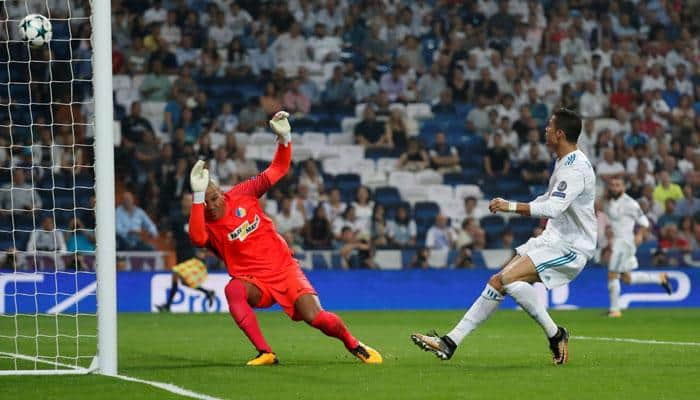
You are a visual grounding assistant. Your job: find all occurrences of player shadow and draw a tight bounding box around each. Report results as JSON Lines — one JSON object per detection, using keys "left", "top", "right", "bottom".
{"left": 123, "top": 351, "right": 240, "bottom": 371}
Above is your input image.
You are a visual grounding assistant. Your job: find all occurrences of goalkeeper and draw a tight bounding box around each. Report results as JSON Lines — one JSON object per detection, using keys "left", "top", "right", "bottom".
{"left": 157, "top": 195, "right": 216, "bottom": 312}
{"left": 187, "top": 111, "right": 382, "bottom": 366}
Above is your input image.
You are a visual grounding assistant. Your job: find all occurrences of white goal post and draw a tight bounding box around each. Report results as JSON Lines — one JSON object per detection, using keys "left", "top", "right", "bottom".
{"left": 0, "top": 0, "right": 116, "bottom": 376}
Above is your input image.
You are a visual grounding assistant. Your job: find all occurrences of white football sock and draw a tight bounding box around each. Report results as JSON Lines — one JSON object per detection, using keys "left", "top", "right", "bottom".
{"left": 447, "top": 284, "right": 504, "bottom": 345}
{"left": 504, "top": 281, "right": 558, "bottom": 338}
{"left": 608, "top": 278, "right": 621, "bottom": 312}
{"left": 629, "top": 272, "right": 662, "bottom": 284}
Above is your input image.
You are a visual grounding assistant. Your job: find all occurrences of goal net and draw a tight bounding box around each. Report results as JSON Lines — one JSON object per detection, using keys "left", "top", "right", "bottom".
{"left": 0, "top": 0, "right": 115, "bottom": 375}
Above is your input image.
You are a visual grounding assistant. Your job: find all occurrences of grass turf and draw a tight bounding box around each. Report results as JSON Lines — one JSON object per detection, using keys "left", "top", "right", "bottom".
{"left": 2, "top": 309, "right": 700, "bottom": 399}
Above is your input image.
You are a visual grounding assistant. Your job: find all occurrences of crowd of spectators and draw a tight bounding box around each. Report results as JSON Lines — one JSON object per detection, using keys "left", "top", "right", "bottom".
{"left": 2, "top": 0, "right": 700, "bottom": 269}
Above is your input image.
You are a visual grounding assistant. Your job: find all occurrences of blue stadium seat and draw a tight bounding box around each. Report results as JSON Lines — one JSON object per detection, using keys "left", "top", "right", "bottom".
{"left": 383, "top": 201, "right": 410, "bottom": 220}
{"left": 480, "top": 215, "right": 505, "bottom": 238}
{"left": 374, "top": 186, "right": 402, "bottom": 205}
{"left": 414, "top": 201, "right": 440, "bottom": 220}
{"left": 365, "top": 147, "right": 397, "bottom": 159}
{"left": 508, "top": 218, "right": 539, "bottom": 237}
{"left": 334, "top": 173, "right": 361, "bottom": 193}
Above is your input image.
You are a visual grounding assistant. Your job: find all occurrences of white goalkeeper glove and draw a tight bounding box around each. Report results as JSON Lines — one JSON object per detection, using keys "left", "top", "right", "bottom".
{"left": 269, "top": 110, "right": 292, "bottom": 146}
{"left": 190, "top": 160, "right": 209, "bottom": 204}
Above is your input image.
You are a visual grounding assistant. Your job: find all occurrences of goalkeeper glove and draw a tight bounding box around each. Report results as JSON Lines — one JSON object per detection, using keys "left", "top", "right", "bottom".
{"left": 269, "top": 110, "right": 292, "bottom": 146}
{"left": 190, "top": 160, "right": 209, "bottom": 204}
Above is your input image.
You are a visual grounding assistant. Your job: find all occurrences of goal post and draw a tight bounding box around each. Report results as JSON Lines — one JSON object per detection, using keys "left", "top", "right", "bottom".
{"left": 0, "top": 0, "right": 116, "bottom": 376}
{"left": 92, "top": 0, "right": 117, "bottom": 376}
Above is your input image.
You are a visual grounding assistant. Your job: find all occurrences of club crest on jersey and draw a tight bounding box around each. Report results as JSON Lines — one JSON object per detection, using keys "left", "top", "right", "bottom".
{"left": 228, "top": 215, "right": 260, "bottom": 242}
{"left": 235, "top": 207, "right": 246, "bottom": 218}
{"left": 557, "top": 181, "right": 567, "bottom": 191}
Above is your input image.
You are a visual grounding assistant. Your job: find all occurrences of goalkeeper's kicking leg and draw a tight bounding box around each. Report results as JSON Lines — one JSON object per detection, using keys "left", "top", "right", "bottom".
{"left": 411, "top": 255, "right": 569, "bottom": 365}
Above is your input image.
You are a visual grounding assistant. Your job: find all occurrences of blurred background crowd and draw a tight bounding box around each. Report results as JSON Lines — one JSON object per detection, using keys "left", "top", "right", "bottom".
{"left": 2, "top": 0, "right": 700, "bottom": 270}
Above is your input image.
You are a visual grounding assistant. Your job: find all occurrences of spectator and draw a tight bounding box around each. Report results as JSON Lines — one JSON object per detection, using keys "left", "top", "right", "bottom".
{"left": 354, "top": 106, "right": 387, "bottom": 148}
{"left": 333, "top": 205, "right": 368, "bottom": 240}
{"left": 26, "top": 216, "right": 66, "bottom": 252}
{"left": 354, "top": 67, "right": 380, "bottom": 103}
{"left": 275, "top": 196, "right": 305, "bottom": 246}
{"left": 675, "top": 185, "right": 700, "bottom": 218}
{"left": 308, "top": 23, "right": 342, "bottom": 62}
{"left": 429, "top": 132, "right": 460, "bottom": 173}
{"left": 298, "top": 159, "right": 324, "bottom": 203}
{"left": 303, "top": 205, "right": 333, "bottom": 249}
{"left": 597, "top": 148, "right": 626, "bottom": 184}
{"left": 139, "top": 60, "right": 171, "bottom": 102}
{"left": 248, "top": 36, "right": 276, "bottom": 77}
{"left": 226, "top": 2, "right": 253, "bottom": 37}
{"left": 225, "top": 38, "right": 252, "bottom": 79}
{"left": 178, "top": 108, "right": 202, "bottom": 144}
{"left": 161, "top": 10, "right": 182, "bottom": 49}
{"left": 272, "top": 22, "right": 309, "bottom": 65}
{"left": 323, "top": 188, "right": 347, "bottom": 225}
{"left": 65, "top": 217, "right": 95, "bottom": 269}
{"left": 352, "top": 186, "right": 374, "bottom": 234}
{"left": 409, "top": 247, "right": 430, "bottom": 269}
{"left": 658, "top": 224, "right": 691, "bottom": 252}
{"left": 232, "top": 145, "right": 258, "bottom": 180}
{"left": 579, "top": 80, "right": 607, "bottom": 118}
{"left": 521, "top": 145, "right": 550, "bottom": 185}
{"left": 336, "top": 227, "right": 376, "bottom": 270}
{"left": 121, "top": 102, "right": 154, "bottom": 149}
{"left": 212, "top": 103, "right": 238, "bottom": 134}
{"left": 208, "top": 147, "right": 237, "bottom": 186}
{"left": 431, "top": 89, "right": 457, "bottom": 114}
{"left": 397, "top": 35, "right": 425, "bottom": 74}
{"left": 237, "top": 97, "right": 267, "bottom": 133}
{"left": 449, "top": 68, "right": 470, "bottom": 103}
{"left": 143, "top": 0, "right": 167, "bottom": 24}
{"left": 297, "top": 66, "right": 320, "bottom": 105}
{"left": 465, "top": 95, "right": 490, "bottom": 134}
{"left": 283, "top": 79, "right": 311, "bottom": 117}
{"left": 208, "top": 11, "right": 234, "bottom": 49}
{"left": 384, "top": 108, "right": 409, "bottom": 152}
{"left": 491, "top": 116, "right": 519, "bottom": 157}
{"left": 115, "top": 192, "right": 158, "bottom": 251}
{"left": 653, "top": 171, "right": 684, "bottom": 208}
{"left": 657, "top": 199, "right": 681, "bottom": 229}
{"left": 527, "top": 87, "right": 549, "bottom": 128}
{"left": 322, "top": 65, "right": 354, "bottom": 110}
{"left": 417, "top": 63, "right": 446, "bottom": 104}
{"left": 609, "top": 78, "right": 635, "bottom": 113}
{"left": 537, "top": 61, "right": 564, "bottom": 104}
{"left": 0, "top": 169, "right": 41, "bottom": 211}
{"left": 261, "top": 82, "right": 283, "bottom": 117}
{"left": 370, "top": 204, "right": 391, "bottom": 248}
{"left": 397, "top": 138, "right": 430, "bottom": 172}
{"left": 484, "top": 133, "right": 510, "bottom": 177}
{"left": 379, "top": 64, "right": 408, "bottom": 103}
{"left": 387, "top": 206, "right": 417, "bottom": 248}
{"left": 425, "top": 214, "right": 454, "bottom": 250}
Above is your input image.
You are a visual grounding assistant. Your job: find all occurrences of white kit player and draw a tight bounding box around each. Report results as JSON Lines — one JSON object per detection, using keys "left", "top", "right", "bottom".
{"left": 411, "top": 109, "right": 596, "bottom": 365}
{"left": 605, "top": 178, "right": 672, "bottom": 318}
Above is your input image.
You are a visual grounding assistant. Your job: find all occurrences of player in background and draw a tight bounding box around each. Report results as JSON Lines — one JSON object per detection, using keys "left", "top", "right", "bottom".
{"left": 188, "top": 111, "right": 382, "bottom": 366}
{"left": 604, "top": 178, "right": 672, "bottom": 318}
{"left": 157, "top": 195, "right": 216, "bottom": 312}
{"left": 411, "top": 109, "right": 596, "bottom": 365}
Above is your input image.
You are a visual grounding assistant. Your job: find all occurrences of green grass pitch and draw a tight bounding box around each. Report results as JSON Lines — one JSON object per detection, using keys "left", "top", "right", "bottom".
{"left": 2, "top": 309, "right": 700, "bottom": 399}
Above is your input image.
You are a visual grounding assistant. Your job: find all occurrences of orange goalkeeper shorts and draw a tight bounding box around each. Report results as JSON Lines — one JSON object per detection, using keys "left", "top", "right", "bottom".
{"left": 235, "top": 261, "right": 316, "bottom": 321}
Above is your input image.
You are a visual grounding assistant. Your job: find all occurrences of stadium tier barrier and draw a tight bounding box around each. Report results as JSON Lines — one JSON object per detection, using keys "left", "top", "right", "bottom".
{"left": 1, "top": 268, "right": 697, "bottom": 314}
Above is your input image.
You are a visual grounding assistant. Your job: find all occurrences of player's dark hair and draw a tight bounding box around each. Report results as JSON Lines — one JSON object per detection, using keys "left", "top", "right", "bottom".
{"left": 553, "top": 108, "right": 582, "bottom": 143}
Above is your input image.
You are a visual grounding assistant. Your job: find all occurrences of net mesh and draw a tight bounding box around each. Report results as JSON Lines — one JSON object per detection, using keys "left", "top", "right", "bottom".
{"left": 0, "top": 0, "right": 97, "bottom": 372}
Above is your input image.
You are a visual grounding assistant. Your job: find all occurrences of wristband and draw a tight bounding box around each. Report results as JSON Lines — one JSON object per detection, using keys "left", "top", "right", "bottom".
{"left": 193, "top": 192, "right": 205, "bottom": 204}
{"left": 507, "top": 201, "right": 517, "bottom": 212}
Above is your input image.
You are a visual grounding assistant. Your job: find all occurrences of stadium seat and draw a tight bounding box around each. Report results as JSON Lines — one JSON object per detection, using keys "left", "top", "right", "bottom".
{"left": 364, "top": 147, "right": 397, "bottom": 160}
{"left": 376, "top": 158, "right": 399, "bottom": 175}
{"left": 250, "top": 132, "right": 273, "bottom": 145}
{"left": 327, "top": 132, "right": 354, "bottom": 145}
{"left": 334, "top": 173, "right": 361, "bottom": 193}
{"left": 341, "top": 117, "right": 359, "bottom": 133}
{"left": 374, "top": 186, "right": 402, "bottom": 205}
{"left": 416, "top": 169, "right": 443, "bottom": 185}
{"left": 335, "top": 145, "right": 364, "bottom": 161}
{"left": 234, "top": 132, "right": 250, "bottom": 145}
{"left": 301, "top": 132, "right": 327, "bottom": 145}
{"left": 455, "top": 184, "right": 483, "bottom": 200}
{"left": 388, "top": 171, "right": 417, "bottom": 187}
{"left": 480, "top": 215, "right": 506, "bottom": 238}
{"left": 348, "top": 159, "right": 376, "bottom": 175}
{"left": 425, "top": 184, "right": 454, "bottom": 203}
{"left": 414, "top": 201, "right": 440, "bottom": 220}
{"left": 399, "top": 185, "right": 429, "bottom": 204}
{"left": 406, "top": 103, "right": 433, "bottom": 120}
{"left": 508, "top": 217, "right": 540, "bottom": 237}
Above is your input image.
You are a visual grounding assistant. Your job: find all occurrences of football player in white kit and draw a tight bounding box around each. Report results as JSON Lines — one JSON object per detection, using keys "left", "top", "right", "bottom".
{"left": 411, "top": 109, "right": 596, "bottom": 365}
{"left": 605, "top": 178, "right": 672, "bottom": 318}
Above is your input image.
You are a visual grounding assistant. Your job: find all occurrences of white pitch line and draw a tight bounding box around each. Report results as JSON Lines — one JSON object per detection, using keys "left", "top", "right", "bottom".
{"left": 112, "top": 374, "right": 225, "bottom": 400}
{"left": 573, "top": 335, "right": 700, "bottom": 347}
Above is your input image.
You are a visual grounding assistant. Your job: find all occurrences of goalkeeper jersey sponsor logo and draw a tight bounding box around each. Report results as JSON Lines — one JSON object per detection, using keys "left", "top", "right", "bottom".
{"left": 228, "top": 215, "right": 261, "bottom": 242}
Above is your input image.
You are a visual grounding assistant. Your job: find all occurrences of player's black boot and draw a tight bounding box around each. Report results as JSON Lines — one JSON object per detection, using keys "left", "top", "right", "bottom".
{"left": 205, "top": 290, "right": 216, "bottom": 307}
{"left": 661, "top": 274, "right": 673, "bottom": 295}
{"left": 548, "top": 326, "right": 569, "bottom": 365}
{"left": 410, "top": 330, "right": 457, "bottom": 360}
{"left": 155, "top": 304, "right": 170, "bottom": 312}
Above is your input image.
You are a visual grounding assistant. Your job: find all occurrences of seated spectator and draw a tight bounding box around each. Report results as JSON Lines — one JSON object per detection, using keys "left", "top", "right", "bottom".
{"left": 579, "top": 80, "right": 607, "bottom": 118}
{"left": 484, "top": 133, "right": 510, "bottom": 177}
{"left": 384, "top": 108, "right": 409, "bottom": 152}
{"left": 431, "top": 89, "right": 457, "bottom": 114}
{"left": 354, "top": 106, "right": 388, "bottom": 148}
{"left": 323, "top": 188, "right": 346, "bottom": 224}
{"left": 473, "top": 67, "right": 500, "bottom": 105}
{"left": 283, "top": 79, "right": 311, "bottom": 117}
{"left": 309, "top": 23, "right": 342, "bottom": 62}
{"left": 322, "top": 65, "right": 354, "bottom": 110}
{"left": 597, "top": 148, "right": 626, "bottom": 184}
{"left": 536, "top": 61, "right": 563, "bottom": 105}
{"left": 429, "top": 132, "right": 460, "bottom": 173}
{"left": 494, "top": 94, "right": 520, "bottom": 123}
{"left": 139, "top": 60, "right": 171, "bottom": 102}
{"left": 291, "top": 184, "right": 315, "bottom": 221}
{"left": 213, "top": 103, "right": 238, "bottom": 134}
{"left": 489, "top": 116, "right": 519, "bottom": 157}
{"left": 171, "top": 64, "right": 198, "bottom": 99}
{"left": 521, "top": 145, "right": 550, "bottom": 185}
{"left": 298, "top": 159, "right": 324, "bottom": 202}
{"left": 658, "top": 224, "right": 691, "bottom": 252}
{"left": 409, "top": 247, "right": 430, "bottom": 269}
{"left": 261, "top": 82, "right": 283, "bottom": 117}
{"left": 454, "top": 218, "right": 478, "bottom": 249}
{"left": 671, "top": 94, "right": 695, "bottom": 129}
{"left": 333, "top": 205, "right": 367, "bottom": 239}
{"left": 379, "top": 64, "right": 408, "bottom": 103}
{"left": 248, "top": 36, "right": 276, "bottom": 77}
{"left": 397, "top": 138, "right": 430, "bottom": 172}
{"left": 120, "top": 102, "right": 154, "bottom": 150}
{"left": 232, "top": 144, "right": 258, "bottom": 180}
{"left": 297, "top": 66, "right": 320, "bottom": 106}
{"left": 303, "top": 206, "right": 333, "bottom": 249}
{"left": 527, "top": 87, "right": 549, "bottom": 128}
{"left": 417, "top": 64, "right": 447, "bottom": 104}
{"left": 237, "top": 97, "right": 267, "bottom": 133}
{"left": 657, "top": 199, "right": 681, "bottom": 229}
{"left": 225, "top": 37, "right": 252, "bottom": 79}
{"left": 496, "top": 228, "right": 515, "bottom": 249}
{"left": 609, "top": 78, "right": 635, "bottom": 113}
{"left": 192, "top": 91, "right": 214, "bottom": 128}
{"left": 448, "top": 68, "right": 469, "bottom": 103}
{"left": 354, "top": 67, "right": 380, "bottom": 103}
{"left": 66, "top": 218, "right": 96, "bottom": 270}
{"left": 336, "top": 227, "right": 376, "bottom": 269}
{"left": 675, "top": 184, "right": 700, "bottom": 217}
{"left": 653, "top": 171, "right": 683, "bottom": 208}
{"left": 0, "top": 169, "right": 41, "bottom": 211}
{"left": 425, "top": 214, "right": 455, "bottom": 250}
{"left": 397, "top": 35, "right": 425, "bottom": 75}
{"left": 274, "top": 196, "right": 305, "bottom": 246}
{"left": 370, "top": 204, "right": 390, "bottom": 247}
{"left": 271, "top": 22, "right": 309, "bottom": 65}
{"left": 115, "top": 192, "right": 158, "bottom": 251}
{"left": 208, "top": 147, "right": 237, "bottom": 186}
{"left": 208, "top": 10, "right": 234, "bottom": 48}
{"left": 387, "top": 206, "right": 417, "bottom": 248}
{"left": 177, "top": 108, "right": 202, "bottom": 143}
{"left": 352, "top": 186, "right": 374, "bottom": 233}
{"left": 26, "top": 216, "right": 66, "bottom": 252}
{"left": 465, "top": 95, "right": 490, "bottom": 134}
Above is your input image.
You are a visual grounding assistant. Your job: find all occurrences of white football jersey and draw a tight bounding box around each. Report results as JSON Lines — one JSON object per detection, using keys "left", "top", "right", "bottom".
{"left": 529, "top": 149, "right": 598, "bottom": 259}
{"left": 605, "top": 193, "right": 649, "bottom": 246}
